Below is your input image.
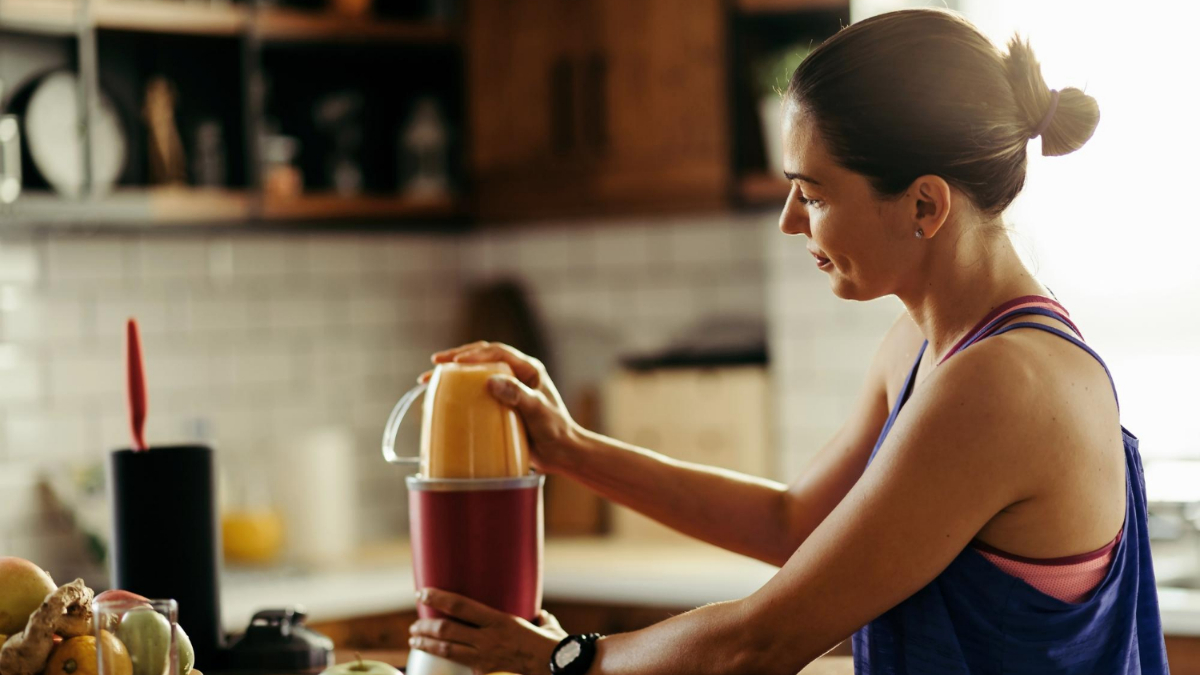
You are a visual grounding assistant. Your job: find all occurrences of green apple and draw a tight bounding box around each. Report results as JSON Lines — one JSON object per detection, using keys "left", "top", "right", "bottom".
{"left": 117, "top": 608, "right": 171, "bottom": 675}
{"left": 320, "top": 653, "right": 400, "bottom": 675}
{"left": 176, "top": 625, "right": 194, "bottom": 675}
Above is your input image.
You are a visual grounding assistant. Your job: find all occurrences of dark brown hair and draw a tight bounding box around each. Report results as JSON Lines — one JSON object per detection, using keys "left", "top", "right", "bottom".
{"left": 787, "top": 9, "right": 1100, "bottom": 216}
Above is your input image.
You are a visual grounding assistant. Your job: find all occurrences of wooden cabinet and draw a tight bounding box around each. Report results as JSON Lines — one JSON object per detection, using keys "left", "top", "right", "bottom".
{"left": 1167, "top": 635, "right": 1200, "bottom": 675}
{"left": 465, "top": 0, "right": 729, "bottom": 219}
{"left": 589, "top": 0, "right": 729, "bottom": 210}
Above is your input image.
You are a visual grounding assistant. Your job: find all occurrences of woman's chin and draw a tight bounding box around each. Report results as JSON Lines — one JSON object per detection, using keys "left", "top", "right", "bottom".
{"left": 827, "top": 274, "right": 878, "bottom": 302}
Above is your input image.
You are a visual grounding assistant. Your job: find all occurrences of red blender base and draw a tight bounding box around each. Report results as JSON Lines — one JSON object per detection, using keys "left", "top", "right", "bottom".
{"left": 406, "top": 475, "right": 545, "bottom": 674}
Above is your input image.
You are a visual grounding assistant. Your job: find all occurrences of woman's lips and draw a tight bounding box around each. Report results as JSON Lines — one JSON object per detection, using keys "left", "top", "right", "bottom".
{"left": 809, "top": 249, "right": 832, "bottom": 270}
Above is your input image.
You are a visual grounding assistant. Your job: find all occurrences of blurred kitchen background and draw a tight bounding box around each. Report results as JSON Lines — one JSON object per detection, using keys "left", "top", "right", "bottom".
{"left": 2, "top": 0, "right": 1200, "bottom": 667}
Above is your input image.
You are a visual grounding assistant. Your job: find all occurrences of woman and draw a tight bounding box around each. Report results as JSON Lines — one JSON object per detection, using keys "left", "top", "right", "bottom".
{"left": 409, "top": 8, "right": 1167, "bottom": 674}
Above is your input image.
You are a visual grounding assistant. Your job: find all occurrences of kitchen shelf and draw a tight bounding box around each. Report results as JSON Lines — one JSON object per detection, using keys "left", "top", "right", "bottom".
{"left": 259, "top": 192, "right": 458, "bottom": 221}
{"left": 2, "top": 188, "right": 251, "bottom": 226}
{"left": 255, "top": 8, "right": 456, "bottom": 44}
{"left": 738, "top": 172, "right": 790, "bottom": 206}
{"left": 94, "top": 0, "right": 250, "bottom": 36}
{"left": 736, "top": 0, "right": 849, "bottom": 13}
{"left": 0, "top": 1, "right": 454, "bottom": 42}
{"left": 2, "top": 189, "right": 462, "bottom": 226}
{"left": 0, "top": 0, "right": 78, "bottom": 36}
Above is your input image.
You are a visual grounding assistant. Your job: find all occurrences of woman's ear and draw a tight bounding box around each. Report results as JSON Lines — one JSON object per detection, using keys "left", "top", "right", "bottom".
{"left": 908, "top": 175, "right": 952, "bottom": 239}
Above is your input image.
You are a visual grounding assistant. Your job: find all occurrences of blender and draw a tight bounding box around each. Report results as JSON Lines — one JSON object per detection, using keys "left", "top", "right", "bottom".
{"left": 383, "top": 362, "right": 545, "bottom": 675}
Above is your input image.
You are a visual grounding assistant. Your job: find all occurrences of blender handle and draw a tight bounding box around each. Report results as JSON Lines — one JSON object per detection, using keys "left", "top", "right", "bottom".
{"left": 382, "top": 382, "right": 427, "bottom": 465}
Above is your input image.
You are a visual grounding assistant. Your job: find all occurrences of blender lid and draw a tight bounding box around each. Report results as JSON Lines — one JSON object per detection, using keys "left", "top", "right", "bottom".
{"left": 405, "top": 473, "right": 545, "bottom": 491}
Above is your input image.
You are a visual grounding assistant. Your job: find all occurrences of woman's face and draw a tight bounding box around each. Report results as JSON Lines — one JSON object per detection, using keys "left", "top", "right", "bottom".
{"left": 779, "top": 106, "right": 916, "bottom": 301}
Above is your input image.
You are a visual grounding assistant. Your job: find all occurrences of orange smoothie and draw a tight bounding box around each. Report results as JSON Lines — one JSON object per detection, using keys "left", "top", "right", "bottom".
{"left": 420, "top": 362, "right": 531, "bottom": 479}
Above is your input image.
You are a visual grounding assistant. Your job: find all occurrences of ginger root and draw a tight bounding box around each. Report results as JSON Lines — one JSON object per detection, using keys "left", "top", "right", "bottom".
{"left": 0, "top": 580, "right": 93, "bottom": 675}
{"left": 54, "top": 582, "right": 93, "bottom": 639}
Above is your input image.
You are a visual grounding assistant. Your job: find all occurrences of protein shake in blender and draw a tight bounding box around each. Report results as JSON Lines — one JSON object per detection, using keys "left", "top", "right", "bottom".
{"left": 382, "top": 362, "right": 544, "bottom": 675}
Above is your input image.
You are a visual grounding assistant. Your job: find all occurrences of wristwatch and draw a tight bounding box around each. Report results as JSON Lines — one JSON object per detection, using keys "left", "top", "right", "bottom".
{"left": 549, "top": 633, "right": 602, "bottom": 675}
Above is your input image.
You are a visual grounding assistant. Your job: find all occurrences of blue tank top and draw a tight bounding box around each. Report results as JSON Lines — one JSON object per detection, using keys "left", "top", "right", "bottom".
{"left": 852, "top": 297, "right": 1169, "bottom": 674}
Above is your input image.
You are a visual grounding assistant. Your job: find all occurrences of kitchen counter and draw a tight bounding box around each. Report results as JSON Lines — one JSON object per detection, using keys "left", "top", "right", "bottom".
{"left": 222, "top": 537, "right": 1200, "bottom": 637}
{"left": 335, "top": 650, "right": 853, "bottom": 674}
{"left": 221, "top": 539, "right": 776, "bottom": 630}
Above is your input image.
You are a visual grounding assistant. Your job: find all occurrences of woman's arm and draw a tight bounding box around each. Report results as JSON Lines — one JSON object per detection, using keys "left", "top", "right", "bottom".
{"left": 551, "top": 316, "right": 908, "bottom": 566}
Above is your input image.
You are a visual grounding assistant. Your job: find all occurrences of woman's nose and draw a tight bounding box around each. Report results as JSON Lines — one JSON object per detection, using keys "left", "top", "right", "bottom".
{"left": 779, "top": 186, "right": 809, "bottom": 236}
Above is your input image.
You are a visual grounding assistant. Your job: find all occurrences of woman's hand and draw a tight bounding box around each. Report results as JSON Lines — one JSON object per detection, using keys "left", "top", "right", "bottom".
{"left": 409, "top": 588, "right": 568, "bottom": 675}
{"left": 425, "top": 342, "right": 582, "bottom": 473}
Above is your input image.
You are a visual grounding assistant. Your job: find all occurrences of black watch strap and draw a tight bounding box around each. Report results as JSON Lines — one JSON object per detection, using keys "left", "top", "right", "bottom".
{"left": 549, "top": 633, "right": 602, "bottom": 675}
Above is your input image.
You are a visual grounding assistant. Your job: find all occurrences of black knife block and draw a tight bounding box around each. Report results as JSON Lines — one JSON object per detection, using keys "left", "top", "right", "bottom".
{"left": 109, "top": 445, "right": 225, "bottom": 669}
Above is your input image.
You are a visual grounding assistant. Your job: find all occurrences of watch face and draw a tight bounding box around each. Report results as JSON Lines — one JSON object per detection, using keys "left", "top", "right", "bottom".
{"left": 555, "top": 640, "right": 582, "bottom": 667}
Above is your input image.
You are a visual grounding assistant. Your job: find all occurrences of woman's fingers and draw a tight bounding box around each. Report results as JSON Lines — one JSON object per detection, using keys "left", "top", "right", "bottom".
{"left": 535, "top": 610, "right": 564, "bottom": 633}
{"left": 417, "top": 370, "right": 433, "bottom": 384}
{"left": 418, "top": 588, "right": 505, "bottom": 628}
{"left": 486, "top": 375, "right": 545, "bottom": 414}
{"left": 409, "top": 618, "right": 477, "bottom": 646}
{"left": 407, "top": 636, "right": 480, "bottom": 666}
{"left": 431, "top": 342, "right": 488, "bottom": 364}
{"left": 430, "top": 342, "right": 543, "bottom": 387}
{"left": 455, "top": 345, "right": 541, "bottom": 385}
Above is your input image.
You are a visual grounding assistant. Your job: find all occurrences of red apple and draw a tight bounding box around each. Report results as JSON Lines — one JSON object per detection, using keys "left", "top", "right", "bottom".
{"left": 95, "top": 590, "right": 151, "bottom": 605}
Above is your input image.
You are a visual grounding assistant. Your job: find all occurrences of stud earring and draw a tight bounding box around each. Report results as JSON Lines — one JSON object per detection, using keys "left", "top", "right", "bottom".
{"left": 915, "top": 228, "right": 925, "bottom": 239}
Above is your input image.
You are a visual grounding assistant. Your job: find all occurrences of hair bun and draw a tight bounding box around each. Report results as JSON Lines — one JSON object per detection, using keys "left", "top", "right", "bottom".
{"left": 1004, "top": 36, "right": 1100, "bottom": 157}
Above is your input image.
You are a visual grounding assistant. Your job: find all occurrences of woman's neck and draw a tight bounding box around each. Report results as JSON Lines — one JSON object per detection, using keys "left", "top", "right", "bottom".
{"left": 898, "top": 221, "right": 1046, "bottom": 366}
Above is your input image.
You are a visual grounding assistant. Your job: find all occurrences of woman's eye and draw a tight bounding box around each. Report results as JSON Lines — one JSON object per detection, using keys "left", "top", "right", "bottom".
{"left": 797, "top": 195, "right": 822, "bottom": 207}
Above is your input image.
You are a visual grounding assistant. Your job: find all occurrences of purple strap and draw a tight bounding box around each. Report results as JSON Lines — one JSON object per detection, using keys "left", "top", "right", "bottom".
{"left": 989, "top": 321, "right": 1120, "bottom": 411}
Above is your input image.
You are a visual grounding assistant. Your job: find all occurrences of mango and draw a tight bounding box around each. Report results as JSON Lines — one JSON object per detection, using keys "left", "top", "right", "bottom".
{"left": 0, "top": 557, "right": 57, "bottom": 634}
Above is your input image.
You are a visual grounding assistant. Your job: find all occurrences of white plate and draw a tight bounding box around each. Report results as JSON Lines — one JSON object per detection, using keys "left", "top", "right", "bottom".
{"left": 25, "top": 71, "right": 127, "bottom": 198}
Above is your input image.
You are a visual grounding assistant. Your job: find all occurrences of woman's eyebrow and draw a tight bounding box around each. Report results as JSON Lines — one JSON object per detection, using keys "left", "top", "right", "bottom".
{"left": 784, "top": 171, "right": 822, "bottom": 186}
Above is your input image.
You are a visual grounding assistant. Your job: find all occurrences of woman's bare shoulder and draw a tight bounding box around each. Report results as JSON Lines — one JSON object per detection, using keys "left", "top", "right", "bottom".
{"left": 873, "top": 312, "right": 925, "bottom": 397}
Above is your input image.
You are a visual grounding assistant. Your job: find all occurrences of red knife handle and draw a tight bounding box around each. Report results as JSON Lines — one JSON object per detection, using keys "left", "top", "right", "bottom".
{"left": 127, "top": 319, "right": 148, "bottom": 452}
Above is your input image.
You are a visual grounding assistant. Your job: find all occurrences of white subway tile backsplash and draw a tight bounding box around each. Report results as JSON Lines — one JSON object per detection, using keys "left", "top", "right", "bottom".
{"left": 185, "top": 294, "right": 252, "bottom": 333}
{"left": 307, "top": 234, "right": 367, "bottom": 275}
{"left": 0, "top": 237, "right": 42, "bottom": 285}
{"left": 233, "top": 346, "right": 292, "bottom": 386}
{"left": 94, "top": 296, "right": 170, "bottom": 338}
{"left": 349, "top": 293, "right": 404, "bottom": 328}
{"left": 269, "top": 295, "right": 329, "bottom": 331}
{"left": 138, "top": 238, "right": 212, "bottom": 279}
{"left": 0, "top": 292, "right": 87, "bottom": 343}
{"left": 207, "top": 239, "right": 236, "bottom": 285}
{"left": 633, "top": 285, "right": 696, "bottom": 322}
{"left": 48, "top": 351, "right": 121, "bottom": 402}
{"left": 387, "top": 235, "right": 449, "bottom": 278}
{"left": 46, "top": 235, "right": 134, "bottom": 285}
{"left": 419, "top": 285, "right": 461, "bottom": 327}
{"left": 98, "top": 413, "right": 135, "bottom": 454}
{"left": 0, "top": 362, "right": 44, "bottom": 404}
{"left": 593, "top": 224, "right": 652, "bottom": 271}
{"left": 811, "top": 334, "right": 882, "bottom": 375}
{"left": 667, "top": 217, "right": 737, "bottom": 266}
{"left": 712, "top": 279, "right": 767, "bottom": 318}
{"left": 5, "top": 408, "right": 90, "bottom": 464}
{"left": 232, "top": 235, "right": 300, "bottom": 277}
{"left": 148, "top": 350, "right": 214, "bottom": 391}
{"left": 516, "top": 228, "right": 574, "bottom": 273}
